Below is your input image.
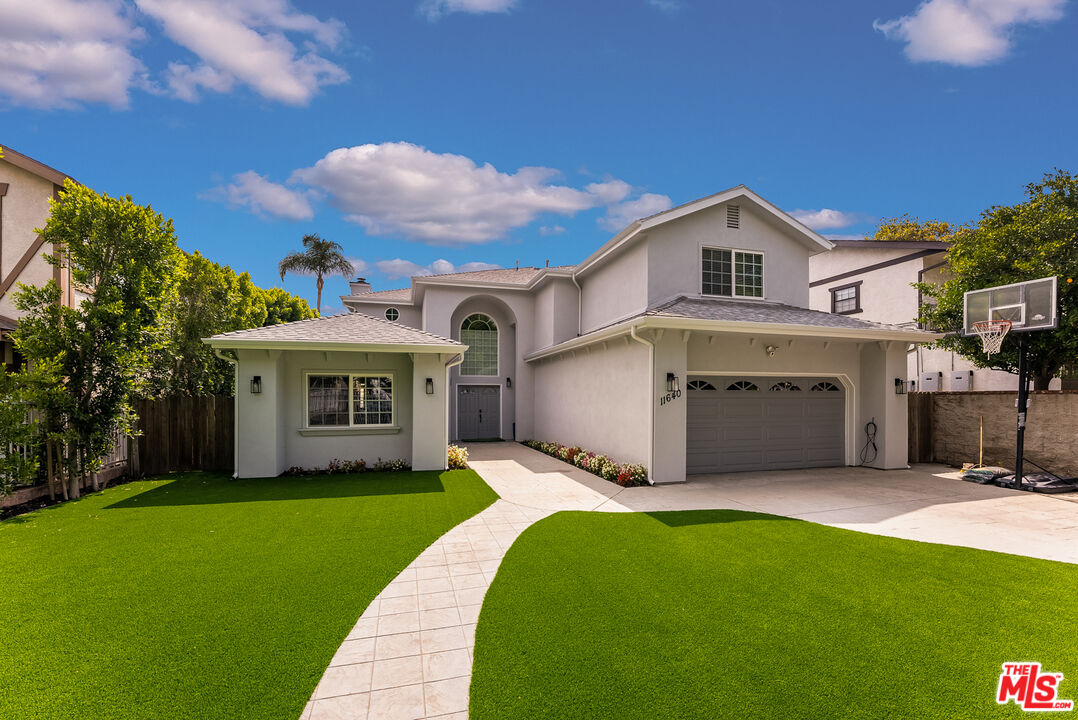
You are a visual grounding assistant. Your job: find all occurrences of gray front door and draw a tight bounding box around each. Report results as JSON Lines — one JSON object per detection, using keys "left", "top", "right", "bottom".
{"left": 458, "top": 385, "right": 501, "bottom": 440}
{"left": 686, "top": 377, "right": 846, "bottom": 473}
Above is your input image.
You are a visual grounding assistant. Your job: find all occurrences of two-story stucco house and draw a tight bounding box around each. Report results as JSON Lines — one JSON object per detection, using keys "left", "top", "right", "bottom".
{"left": 808, "top": 239, "right": 1058, "bottom": 392}
{"left": 0, "top": 146, "right": 82, "bottom": 371}
{"left": 207, "top": 186, "right": 939, "bottom": 482}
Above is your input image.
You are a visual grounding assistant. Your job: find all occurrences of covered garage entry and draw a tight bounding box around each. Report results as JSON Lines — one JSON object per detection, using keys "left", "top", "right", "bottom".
{"left": 686, "top": 376, "right": 846, "bottom": 474}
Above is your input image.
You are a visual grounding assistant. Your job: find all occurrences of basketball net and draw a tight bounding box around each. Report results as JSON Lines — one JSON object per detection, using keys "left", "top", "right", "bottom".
{"left": 973, "top": 320, "right": 1011, "bottom": 357}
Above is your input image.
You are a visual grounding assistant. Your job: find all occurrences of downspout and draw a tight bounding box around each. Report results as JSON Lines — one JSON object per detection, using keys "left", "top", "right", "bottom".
{"left": 570, "top": 270, "right": 583, "bottom": 337}
{"left": 629, "top": 325, "right": 655, "bottom": 485}
{"left": 444, "top": 353, "right": 464, "bottom": 454}
{"left": 214, "top": 348, "right": 240, "bottom": 479}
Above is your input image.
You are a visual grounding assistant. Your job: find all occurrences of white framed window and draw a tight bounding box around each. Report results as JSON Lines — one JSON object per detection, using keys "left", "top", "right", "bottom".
{"left": 460, "top": 314, "right": 497, "bottom": 376}
{"left": 306, "top": 373, "right": 394, "bottom": 427}
{"left": 702, "top": 247, "right": 764, "bottom": 298}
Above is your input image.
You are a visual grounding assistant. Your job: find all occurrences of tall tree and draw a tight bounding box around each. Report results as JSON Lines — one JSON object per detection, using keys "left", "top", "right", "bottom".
{"left": 278, "top": 233, "right": 353, "bottom": 314}
{"left": 14, "top": 180, "right": 176, "bottom": 497}
{"left": 867, "top": 214, "right": 961, "bottom": 243}
{"left": 919, "top": 169, "right": 1078, "bottom": 390}
{"left": 261, "top": 286, "right": 317, "bottom": 325}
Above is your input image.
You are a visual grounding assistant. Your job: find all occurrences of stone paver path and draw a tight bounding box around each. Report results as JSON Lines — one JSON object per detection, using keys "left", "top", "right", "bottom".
{"left": 302, "top": 441, "right": 1078, "bottom": 719}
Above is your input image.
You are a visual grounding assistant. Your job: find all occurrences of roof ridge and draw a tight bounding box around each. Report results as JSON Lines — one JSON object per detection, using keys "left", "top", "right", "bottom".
{"left": 209, "top": 310, "right": 461, "bottom": 345}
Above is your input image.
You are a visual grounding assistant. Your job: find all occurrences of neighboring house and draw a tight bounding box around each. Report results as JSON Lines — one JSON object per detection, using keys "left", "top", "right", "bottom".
{"left": 208, "top": 185, "right": 938, "bottom": 482}
{"left": 808, "top": 239, "right": 1058, "bottom": 392}
{"left": 0, "top": 146, "right": 81, "bottom": 371}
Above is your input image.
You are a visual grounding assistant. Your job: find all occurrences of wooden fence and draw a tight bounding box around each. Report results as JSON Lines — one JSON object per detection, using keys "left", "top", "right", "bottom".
{"left": 131, "top": 394, "right": 234, "bottom": 476}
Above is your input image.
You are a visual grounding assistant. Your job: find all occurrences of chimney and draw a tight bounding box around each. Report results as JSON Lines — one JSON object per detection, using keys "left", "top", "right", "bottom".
{"left": 349, "top": 277, "right": 372, "bottom": 295}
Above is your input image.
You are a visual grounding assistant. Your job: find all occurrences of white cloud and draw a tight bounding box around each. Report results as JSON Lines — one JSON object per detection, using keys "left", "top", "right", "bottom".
{"left": 874, "top": 0, "right": 1065, "bottom": 66}
{"left": 0, "top": 0, "right": 144, "bottom": 108}
{"left": 373, "top": 258, "right": 502, "bottom": 279}
{"left": 789, "top": 208, "right": 858, "bottom": 230}
{"left": 419, "top": 0, "right": 518, "bottom": 21}
{"left": 599, "top": 193, "right": 674, "bottom": 231}
{"left": 136, "top": 0, "right": 348, "bottom": 104}
{"left": 202, "top": 171, "right": 314, "bottom": 221}
{"left": 293, "top": 142, "right": 616, "bottom": 244}
{"left": 647, "top": 0, "right": 683, "bottom": 12}
{"left": 539, "top": 225, "right": 566, "bottom": 236}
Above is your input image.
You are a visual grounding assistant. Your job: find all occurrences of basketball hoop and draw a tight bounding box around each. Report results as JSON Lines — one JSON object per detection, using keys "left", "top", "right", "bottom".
{"left": 973, "top": 320, "right": 1012, "bottom": 356}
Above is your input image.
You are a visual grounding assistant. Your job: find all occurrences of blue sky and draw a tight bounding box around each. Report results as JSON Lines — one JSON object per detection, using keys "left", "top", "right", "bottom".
{"left": 4, "top": 0, "right": 1076, "bottom": 312}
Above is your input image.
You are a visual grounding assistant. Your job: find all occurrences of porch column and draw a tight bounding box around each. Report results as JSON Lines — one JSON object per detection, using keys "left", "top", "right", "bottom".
{"left": 858, "top": 341, "right": 909, "bottom": 469}
{"left": 412, "top": 353, "right": 449, "bottom": 471}
{"left": 651, "top": 330, "right": 689, "bottom": 484}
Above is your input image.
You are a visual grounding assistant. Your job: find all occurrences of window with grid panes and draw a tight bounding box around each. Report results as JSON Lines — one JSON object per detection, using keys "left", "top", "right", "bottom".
{"left": 460, "top": 314, "right": 497, "bottom": 375}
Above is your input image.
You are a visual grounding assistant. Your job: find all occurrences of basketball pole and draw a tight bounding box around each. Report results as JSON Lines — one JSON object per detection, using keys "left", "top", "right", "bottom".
{"left": 1014, "top": 332, "right": 1030, "bottom": 490}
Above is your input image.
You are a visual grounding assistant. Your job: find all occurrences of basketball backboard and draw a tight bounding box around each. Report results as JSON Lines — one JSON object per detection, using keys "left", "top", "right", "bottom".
{"left": 963, "top": 276, "right": 1057, "bottom": 336}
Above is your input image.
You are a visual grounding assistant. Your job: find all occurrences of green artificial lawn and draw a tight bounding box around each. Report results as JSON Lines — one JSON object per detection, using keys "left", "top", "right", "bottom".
{"left": 0, "top": 470, "right": 497, "bottom": 719}
{"left": 471, "top": 510, "right": 1078, "bottom": 720}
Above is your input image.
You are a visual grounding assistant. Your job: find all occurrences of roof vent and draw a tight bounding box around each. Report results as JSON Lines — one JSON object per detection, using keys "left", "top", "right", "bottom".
{"left": 727, "top": 204, "right": 740, "bottom": 229}
{"left": 349, "top": 277, "right": 372, "bottom": 295}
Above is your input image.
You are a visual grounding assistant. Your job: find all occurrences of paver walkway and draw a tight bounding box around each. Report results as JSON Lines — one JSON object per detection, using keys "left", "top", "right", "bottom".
{"left": 303, "top": 442, "right": 1078, "bottom": 719}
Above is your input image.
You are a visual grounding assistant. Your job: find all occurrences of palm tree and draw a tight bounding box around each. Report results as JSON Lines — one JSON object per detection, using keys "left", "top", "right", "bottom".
{"left": 278, "top": 234, "right": 354, "bottom": 315}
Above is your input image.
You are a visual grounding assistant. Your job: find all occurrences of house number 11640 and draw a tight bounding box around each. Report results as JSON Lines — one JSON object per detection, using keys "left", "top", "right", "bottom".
{"left": 659, "top": 390, "right": 682, "bottom": 406}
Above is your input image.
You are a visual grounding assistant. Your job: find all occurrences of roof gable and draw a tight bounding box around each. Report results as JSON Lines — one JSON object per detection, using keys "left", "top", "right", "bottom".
{"left": 204, "top": 312, "right": 464, "bottom": 351}
{"left": 576, "top": 185, "right": 833, "bottom": 276}
{"left": 1, "top": 146, "right": 73, "bottom": 187}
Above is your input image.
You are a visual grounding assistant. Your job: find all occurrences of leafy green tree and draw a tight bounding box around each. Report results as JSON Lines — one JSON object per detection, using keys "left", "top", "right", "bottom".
{"left": 14, "top": 180, "right": 177, "bottom": 497}
{"left": 867, "top": 214, "right": 962, "bottom": 243}
{"left": 0, "top": 369, "right": 40, "bottom": 497}
{"left": 148, "top": 252, "right": 268, "bottom": 396}
{"left": 278, "top": 233, "right": 354, "bottom": 314}
{"left": 919, "top": 169, "right": 1078, "bottom": 390}
{"left": 262, "top": 286, "right": 317, "bottom": 325}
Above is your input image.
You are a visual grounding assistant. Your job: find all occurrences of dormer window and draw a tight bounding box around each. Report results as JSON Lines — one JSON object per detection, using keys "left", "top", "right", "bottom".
{"left": 702, "top": 247, "right": 764, "bottom": 298}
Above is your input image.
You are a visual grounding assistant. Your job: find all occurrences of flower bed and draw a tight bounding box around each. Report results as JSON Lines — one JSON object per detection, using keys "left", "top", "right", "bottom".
{"left": 284, "top": 458, "right": 410, "bottom": 476}
{"left": 447, "top": 444, "right": 469, "bottom": 470}
{"left": 522, "top": 440, "right": 649, "bottom": 487}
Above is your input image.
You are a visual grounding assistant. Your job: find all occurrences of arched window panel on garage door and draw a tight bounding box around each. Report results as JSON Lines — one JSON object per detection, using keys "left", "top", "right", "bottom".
{"left": 687, "top": 380, "right": 717, "bottom": 391}
{"left": 725, "top": 380, "right": 759, "bottom": 391}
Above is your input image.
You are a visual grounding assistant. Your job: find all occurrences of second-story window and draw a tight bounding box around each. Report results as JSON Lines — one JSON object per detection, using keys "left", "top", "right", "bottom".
{"left": 702, "top": 248, "right": 764, "bottom": 298}
{"left": 830, "top": 282, "right": 861, "bottom": 314}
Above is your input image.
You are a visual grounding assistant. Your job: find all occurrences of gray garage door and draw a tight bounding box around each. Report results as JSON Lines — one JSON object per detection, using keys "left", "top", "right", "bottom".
{"left": 686, "top": 377, "right": 845, "bottom": 474}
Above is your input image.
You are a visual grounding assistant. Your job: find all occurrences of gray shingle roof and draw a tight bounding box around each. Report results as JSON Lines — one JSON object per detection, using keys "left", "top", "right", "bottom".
{"left": 206, "top": 312, "right": 463, "bottom": 348}
{"left": 648, "top": 296, "right": 917, "bottom": 332}
{"left": 420, "top": 267, "right": 551, "bottom": 285}
{"left": 349, "top": 288, "right": 413, "bottom": 301}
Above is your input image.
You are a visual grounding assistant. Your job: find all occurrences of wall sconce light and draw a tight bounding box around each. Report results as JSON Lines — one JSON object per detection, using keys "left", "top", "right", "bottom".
{"left": 765, "top": 345, "right": 778, "bottom": 358}
{"left": 506, "top": 377, "right": 512, "bottom": 388}
{"left": 250, "top": 375, "right": 262, "bottom": 394}
{"left": 425, "top": 378, "right": 434, "bottom": 395}
{"left": 666, "top": 372, "right": 680, "bottom": 393}
{"left": 894, "top": 378, "right": 907, "bottom": 395}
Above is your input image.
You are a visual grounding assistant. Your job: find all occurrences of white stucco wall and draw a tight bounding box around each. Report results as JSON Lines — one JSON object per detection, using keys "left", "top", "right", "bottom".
{"left": 808, "top": 246, "right": 933, "bottom": 326}
{"left": 858, "top": 342, "right": 909, "bottom": 469}
{"left": 232, "top": 348, "right": 441, "bottom": 477}
{"left": 578, "top": 239, "right": 648, "bottom": 334}
{"left": 647, "top": 202, "right": 814, "bottom": 309}
{"left": 531, "top": 337, "right": 650, "bottom": 468}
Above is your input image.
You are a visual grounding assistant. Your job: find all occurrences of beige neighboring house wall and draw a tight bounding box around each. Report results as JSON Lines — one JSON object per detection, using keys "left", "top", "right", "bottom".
{"left": 807, "top": 240, "right": 1054, "bottom": 392}
{"left": 0, "top": 146, "right": 78, "bottom": 368}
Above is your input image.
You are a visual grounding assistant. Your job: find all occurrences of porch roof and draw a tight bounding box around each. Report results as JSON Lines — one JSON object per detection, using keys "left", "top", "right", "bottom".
{"left": 203, "top": 312, "right": 465, "bottom": 353}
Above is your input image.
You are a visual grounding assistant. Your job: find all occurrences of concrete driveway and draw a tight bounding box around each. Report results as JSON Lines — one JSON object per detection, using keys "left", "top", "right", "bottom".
{"left": 465, "top": 442, "right": 1078, "bottom": 565}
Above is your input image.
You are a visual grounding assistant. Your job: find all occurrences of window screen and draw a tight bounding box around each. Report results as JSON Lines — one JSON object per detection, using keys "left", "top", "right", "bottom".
{"left": 702, "top": 248, "right": 732, "bottom": 296}
{"left": 352, "top": 376, "right": 393, "bottom": 425}
{"left": 461, "top": 314, "right": 497, "bottom": 376}
{"left": 308, "top": 375, "right": 349, "bottom": 426}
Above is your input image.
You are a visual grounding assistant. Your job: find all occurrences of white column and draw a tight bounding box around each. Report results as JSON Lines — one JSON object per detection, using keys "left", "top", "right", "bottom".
{"left": 412, "top": 353, "right": 449, "bottom": 471}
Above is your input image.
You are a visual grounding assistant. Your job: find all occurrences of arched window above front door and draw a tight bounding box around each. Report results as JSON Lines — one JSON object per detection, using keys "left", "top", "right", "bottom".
{"left": 461, "top": 313, "right": 498, "bottom": 376}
